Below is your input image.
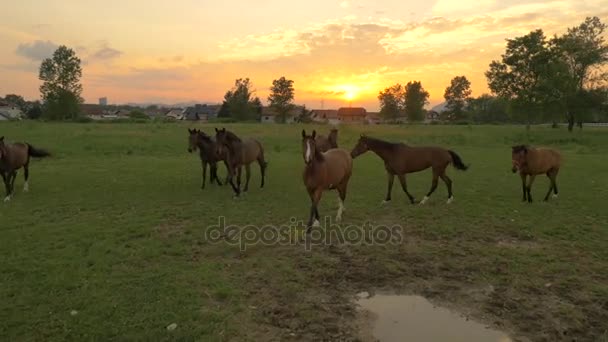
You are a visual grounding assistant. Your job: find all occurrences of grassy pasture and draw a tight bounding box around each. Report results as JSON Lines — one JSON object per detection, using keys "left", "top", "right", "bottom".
{"left": 1, "top": 121, "right": 607, "bottom": 341}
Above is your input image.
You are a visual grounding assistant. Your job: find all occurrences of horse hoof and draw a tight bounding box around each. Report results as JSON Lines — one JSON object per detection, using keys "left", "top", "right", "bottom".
{"left": 3, "top": 196, "right": 11, "bottom": 202}
{"left": 552, "top": 194, "right": 558, "bottom": 199}
{"left": 419, "top": 196, "right": 429, "bottom": 205}
{"left": 335, "top": 216, "right": 342, "bottom": 223}
{"left": 381, "top": 200, "right": 390, "bottom": 205}
{"left": 447, "top": 196, "right": 454, "bottom": 204}
{"left": 23, "top": 182, "right": 29, "bottom": 192}
{"left": 312, "top": 219, "right": 321, "bottom": 227}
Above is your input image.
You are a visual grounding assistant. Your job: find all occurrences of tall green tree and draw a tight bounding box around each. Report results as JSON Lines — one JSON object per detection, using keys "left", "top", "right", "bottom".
{"left": 404, "top": 81, "right": 429, "bottom": 122}
{"left": 221, "top": 78, "right": 261, "bottom": 121}
{"left": 443, "top": 76, "right": 472, "bottom": 121}
{"left": 26, "top": 101, "right": 43, "bottom": 120}
{"left": 550, "top": 16, "right": 608, "bottom": 131}
{"left": 378, "top": 84, "right": 404, "bottom": 122}
{"left": 467, "top": 94, "right": 510, "bottom": 123}
{"left": 268, "top": 76, "right": 295, "bottom": 123}
{"left": 39, "top": 45, "right": 83, "bottom": 120}
{"left": 486, "top": 29, "right": 552, "bottom": 128}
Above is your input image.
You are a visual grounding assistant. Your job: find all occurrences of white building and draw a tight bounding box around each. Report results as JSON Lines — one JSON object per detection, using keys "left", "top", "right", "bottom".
{"left": 0, "top": 104, "right": 24, "bottom": 120}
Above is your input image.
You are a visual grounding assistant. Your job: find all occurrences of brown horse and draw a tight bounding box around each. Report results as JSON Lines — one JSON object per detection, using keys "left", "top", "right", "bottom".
{"left": 351, "top": 135, "right": 468, "bottom": 205}
{"left": 0, "top": 136, "right": 50, "bottom": 202}
{"left": 302, "top": 130, "right": 353, "bottom": 231}
{"left": 187, "top": 128, "right": 227, "bottom": 189}
{"left": 215, "top": 128, "right": 267, "bottom": 197}
{"left": 511, "top": 145, "right": 561, "bottom": 202}
{"left": 315, "top": 128, "right": 339, "bottom": 152}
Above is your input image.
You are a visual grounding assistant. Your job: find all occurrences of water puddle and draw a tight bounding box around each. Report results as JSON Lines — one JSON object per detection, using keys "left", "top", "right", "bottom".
{"left": 356, "top": 292, "right": 512, "bottom": 342}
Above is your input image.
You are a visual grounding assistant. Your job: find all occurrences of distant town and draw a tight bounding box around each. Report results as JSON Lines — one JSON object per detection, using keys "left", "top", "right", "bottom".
{"left": 1, "top": 97, "right": 440, "bottom": 125}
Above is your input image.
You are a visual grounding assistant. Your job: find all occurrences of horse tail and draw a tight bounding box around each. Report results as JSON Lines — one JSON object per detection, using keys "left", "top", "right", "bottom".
{"left": 256, "top": 140, "right": 268, "bottom": 171}
{"left": 27, "top": 144, "right": 51, "bottom": 158}
{"left": 448, "top": 150, "right": 468, "bottom": 171}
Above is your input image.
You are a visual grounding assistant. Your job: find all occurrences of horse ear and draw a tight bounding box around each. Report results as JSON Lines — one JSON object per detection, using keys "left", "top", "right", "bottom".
{"left": 215, "top": 128, "right": 219, "bottom": 133}
{"left": 302, "top": 129, "right": 306, "bottom": 138}
{"left": 312, "top": 130, "right": 316, "bottom": 139}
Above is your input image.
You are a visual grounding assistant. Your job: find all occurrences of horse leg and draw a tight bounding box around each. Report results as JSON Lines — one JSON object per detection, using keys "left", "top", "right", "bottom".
{"left": 258, "top": 156, "right": 266, "bottom": 188}
{"left": 552, "top": 169, "right": 559, "bottom": 198}
{"left": 420, "top": 170, "right": 439, "bottom": 205}
{"left": 440, "top": 173, "right": 454, "bottom": 204}
{"left": 397, "top": 174, "right": 416, "bottom": 204}
{"left": 306, "top": 188, "right": 323, "bottom": 233}
{"left": 1, "top": 172, "right": 10, "bottom": 201}
{"left": 383, "top": 173, "right": 394, "bottom": 204}
{"left": 226, "top": 164, "right": 241, "bottom": 197}
{"left": 23, "top": 163, "right": 29, "bottom": 192}
{"left": 520, "top": 173, "right": 528, "bottom": 202}
{"left": 543, "top": 172, "right": 554, "bottom": 201}
{"left": 526, "top": 175, "right": 536, "bottom": 203}
{"left": 243, "top": 164, "right": 251, "bottom": 193}
{"left": 336, "top": 183, "right": 347, "bottom": 222}
{"left": 544, "top": 169, "right": 559, "bottom": 201}
{"left": 209, "top": 163, "right": 218, "bottom": 185}
{"left": 214, "top": 165, "right": 223, "bottom": 186}
{"left": 201, "top": 161, "right": 207, "bottom": 189}
{"left": 5, "top": 171, "right": 16, "bottom": 201}
{"left": 236, "top": 166, "right": 242, "bottom": 190}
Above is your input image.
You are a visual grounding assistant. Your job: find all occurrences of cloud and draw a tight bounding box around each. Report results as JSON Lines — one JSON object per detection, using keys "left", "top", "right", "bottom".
{"left": 92, "top": 46, "right": 123, "bottom": 60}
{"left": 15, "top": 40, "right": 58, "bottom": 61}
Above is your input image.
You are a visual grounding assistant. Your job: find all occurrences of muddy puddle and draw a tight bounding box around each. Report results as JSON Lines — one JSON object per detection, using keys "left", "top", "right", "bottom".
{"left": 356, "top": 292, "right": 512, "bottom": 342}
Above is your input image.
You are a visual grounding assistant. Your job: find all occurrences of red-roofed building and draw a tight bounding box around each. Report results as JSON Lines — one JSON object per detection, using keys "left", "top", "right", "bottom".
{"left": 311, "top": 109, "right": 339, "bottom": 124}
{"left": 338, "top": 107, "right": 366, "bottom": 123}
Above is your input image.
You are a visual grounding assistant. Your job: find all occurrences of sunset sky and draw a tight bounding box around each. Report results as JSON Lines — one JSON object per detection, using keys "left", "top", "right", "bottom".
{"left": 1, "top": 0, "right": 606, "bottom": 111}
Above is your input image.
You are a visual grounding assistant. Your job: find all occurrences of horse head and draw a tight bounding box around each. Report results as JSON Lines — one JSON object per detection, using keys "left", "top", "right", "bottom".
{"left": 351, "top": 134, "right": 370, "bottom": 159}
{"left": 187, "top": 129, "right": 199, "bottom": 153}
{"left": 511, "top": 145, "right": 529, "bottom": 173}
{"left": 302, "top": 129, "right": 318, "bottom": 164}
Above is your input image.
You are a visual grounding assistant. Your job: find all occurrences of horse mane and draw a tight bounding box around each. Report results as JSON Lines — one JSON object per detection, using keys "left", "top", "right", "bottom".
{"left": 512, "top": 144, "right": 530, "bottom": 153}
{"left": 364, "top": 136, "right": 403, "bottom": 150}
{"left": 198, "top": 132, "right": 212, "bottom": 142}
{"left": 224, "top": 130, "right": 242, "bottom": 143}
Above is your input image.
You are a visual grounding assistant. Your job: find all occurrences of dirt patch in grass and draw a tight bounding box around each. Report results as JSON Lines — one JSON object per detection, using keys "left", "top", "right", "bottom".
{"left": 232, "top": 224, "right": 608, "bottom": 342}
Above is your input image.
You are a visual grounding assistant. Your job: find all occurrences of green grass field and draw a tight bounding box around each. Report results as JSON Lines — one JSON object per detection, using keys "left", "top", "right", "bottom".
{"left": 1, "top": 121, "right": 607, "bottom": 341}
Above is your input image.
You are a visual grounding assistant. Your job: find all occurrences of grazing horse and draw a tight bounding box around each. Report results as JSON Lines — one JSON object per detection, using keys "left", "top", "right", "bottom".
{"left": 215, "top": 128, "right": 267, "bottom": 197}
{"left": 315, "top": 128, "right": 339, "bottom": 152}
{"left": 0, "top": 136, "right": 50, "bottom": 202}
{"left": 302, "top": 130, "right": 353, "bottom": 232}
{"left": 511, "top": 145, "right": 561, "bottom": 202}
{"left": 187, "top": 128, "right": 226, "bottom": 189}
{"left": 350, "top": 135, "right": 468, "bottom": 205}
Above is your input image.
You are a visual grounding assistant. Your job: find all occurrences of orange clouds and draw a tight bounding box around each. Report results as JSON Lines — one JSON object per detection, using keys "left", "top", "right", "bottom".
{"left": 1, "top": 1, "right": 607, "bottom": 110}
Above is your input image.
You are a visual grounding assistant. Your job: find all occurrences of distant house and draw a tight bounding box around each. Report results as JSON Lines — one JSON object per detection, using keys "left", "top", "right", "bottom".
{"left": 165, "top": 108, "right": 184, "bottom": 120}
{"left": 260, "top": 106, "right": 300, "bottom": 124}
{"left": 338, "top": 107, "right": 366, "bottom": 123}
{"left": 0, "top": 112, "right": 11, "bottom": 121}
{"left": 311, "top": 109, "right": 340, "bottom": 125}
{"left": 426, "top": 110, "right": 440, "bottom": 123}
{"left": 365, "top": 112, "right": 381, "bottom": 124}
{"left": 183, "top": 104, "right": 221, "bottom": 121}
{"left": 0, "top": 102, "right": 24, "bottom": 120}
{"left": 144, "top": 108, "right": 165, "bottom": 119}
{"left": 113, "top": 109, "right": 131, "bottom": 117}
